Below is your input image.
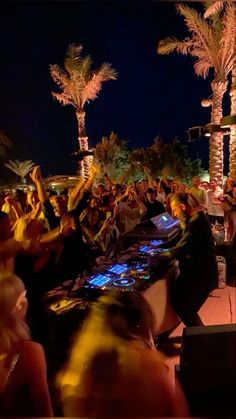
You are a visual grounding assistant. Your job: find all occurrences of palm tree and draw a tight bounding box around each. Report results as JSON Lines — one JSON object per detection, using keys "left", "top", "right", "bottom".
{"left": 157, "top": 2, "right": 236, "bottom": 186}
{"left": 0, "top": 131, "right": 12, "bottom": 156}
{"left": 5, "top": 160, "right": 35, "bottom": 184}
{"left": 50, "top": 43, "right": 117, "bottom": 180}
{"left": 204, "top": 1, "right": 236, "bottom": 179}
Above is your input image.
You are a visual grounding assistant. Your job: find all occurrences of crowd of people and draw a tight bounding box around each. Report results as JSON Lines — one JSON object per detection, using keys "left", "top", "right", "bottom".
{"left": 0, "top": 162, "right": 235, "bottom": 416}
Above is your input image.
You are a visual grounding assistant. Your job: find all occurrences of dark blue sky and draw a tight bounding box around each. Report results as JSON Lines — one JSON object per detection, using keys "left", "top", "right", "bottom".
{"left": 0, "top": 1, "right": 230, "bottom": 178}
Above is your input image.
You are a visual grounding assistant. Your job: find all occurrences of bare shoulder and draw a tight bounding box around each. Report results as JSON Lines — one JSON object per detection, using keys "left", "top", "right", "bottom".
{"left": 20, "top": 340, "right": 45, "bottom": 358}
{"left": 19, "top": 341, "right": 47, "bottom": 374}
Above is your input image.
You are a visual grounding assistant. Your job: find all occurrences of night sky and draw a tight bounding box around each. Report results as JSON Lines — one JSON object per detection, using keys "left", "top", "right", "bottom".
{"left": 0, "top": 0, "right": 231, "bottom": 179}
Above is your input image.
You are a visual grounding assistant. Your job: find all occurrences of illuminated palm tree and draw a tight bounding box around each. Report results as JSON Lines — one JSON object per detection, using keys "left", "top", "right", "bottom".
{"left": 50, "top": 43, "right": 117, "bottom": 179}
{"left": 157, "top": 2, "right": 236, "bottom": 186}
{"left": 204, "top": 1, "right": 236, "bottom": 179}
{"left": 5, "top": 160, "right": 35, "bottom": 184}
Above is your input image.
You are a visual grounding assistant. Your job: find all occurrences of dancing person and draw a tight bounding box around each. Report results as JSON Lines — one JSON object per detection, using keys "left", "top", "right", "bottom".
{"left": 142, "top": 187, "right": 165, "bottom": 220}
{"left": 0, "top": 273, "right": 53, "bottom": 417}
{"left": 57, "top": 290, "right": 189, "bottom": 417}
{"left": 115, "top": 185, "right": 147, "bottom": 235}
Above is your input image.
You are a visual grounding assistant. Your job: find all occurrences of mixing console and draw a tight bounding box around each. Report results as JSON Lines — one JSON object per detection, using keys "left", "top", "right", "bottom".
{"left": 78, "top": 240, "right": 171, "bottom": 300}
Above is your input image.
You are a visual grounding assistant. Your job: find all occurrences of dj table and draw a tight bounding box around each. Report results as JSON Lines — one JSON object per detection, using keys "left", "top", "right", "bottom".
{"left": 44, "top": 237, "right": 180, "bottom": 371}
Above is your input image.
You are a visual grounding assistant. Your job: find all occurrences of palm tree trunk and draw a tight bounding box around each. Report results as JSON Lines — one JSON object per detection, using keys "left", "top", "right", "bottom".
{"left": 76, "top": 110, "right": 92, "bottom": 180}
{"left": 229, "top": 65, "right": 236, "bottom": 178}
{"left": 20, "top": 176, "right": 26, "bottom": 184}
{"left": 209, "top": 80, "right": 228, "bottom": 187}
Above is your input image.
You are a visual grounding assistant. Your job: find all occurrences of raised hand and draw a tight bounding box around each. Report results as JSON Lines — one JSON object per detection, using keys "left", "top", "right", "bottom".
{"left": 30, "top": 165, "right": 42, "bottom": 184}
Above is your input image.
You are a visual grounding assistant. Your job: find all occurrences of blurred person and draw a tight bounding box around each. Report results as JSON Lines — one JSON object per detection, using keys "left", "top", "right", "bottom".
{"left": 0, "top": 191, "right": 6, "bottom": 210}
{"left": 206, "top": 178, "right": 224, "bottom": 225}
{"left": 153, "top": 178, "right": 166, "bottom": 205}
{"left": 189, "top": 176, "right": 207, "bottom": 211}
{"left": 13, "top": 214, "right": 44, "bottom": 244}
{"left": 100, "top": 194, "right": 113, "bottom": 218}
{"left": 57, "top": 290, "right": 189, "bottom": 417}
{"left": 159, "top": 192, "right": 218, "bottom": 327}
{"left": 220, "top": 176, "right": 236, "bottom": 242}
{"left": 49, "top": 194, "right": 67, "bottom": 220}
{"left": 0, "top": 273, "right": 53, "bottom": 417}
{"left": 2, "top": 193, "right": 23, "bottom": 226}
{"left": 166, "top": 182, "right": 179, "bottom": 215}
{"left": 0, "top": 211, "right": 23, "bottom": 275}
{"left": 80, "top": 207, "right": 118, "bottom": 257}
{"left": 110, "top": 183, "right": 123, "bottom": 199}
{"left": 30, "top": 163, "right": 100, "bottom": 279}
{"left": 14, "top": 189, "right": 28, "bottom": 213}
{"left": 13, "top": 214, "right": 56, "bottom": 345}
{"left": 115, "top": 185, "right": 146, "bottom": 235}
{"left": 160, "top": 179, "right": 171, "bottom": 196}
{"left": 89, "top": 196, "right": 100, "bottom": 210}
{"left": 93, "top": 182, "right": 107, "bottom": 202}
{"left": 142, "top": 187, "right": 165, "bottom": 220}
{"left": 201, "top": 181, "right": 210, "bottom": 191}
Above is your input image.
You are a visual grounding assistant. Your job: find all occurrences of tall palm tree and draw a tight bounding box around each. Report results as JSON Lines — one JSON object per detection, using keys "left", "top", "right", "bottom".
{"left": 5, "top": 160, "right": 35, "bottom": 184}
{"left": 50, "top": 43, "right": 117, "bottom": 180}
{"left": 204, "top": 1, "right": 236, "bottom": 179}
{"left": 157, "top": 2, "right": 236, "bottom": 186}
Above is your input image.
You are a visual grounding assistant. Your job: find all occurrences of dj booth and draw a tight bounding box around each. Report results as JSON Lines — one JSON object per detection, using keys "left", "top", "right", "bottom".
{"left": 120, "top": 212, "right": 180, "bottom": 249}
{"left": 43, "top": 213, "right": 181, "bottom": 370}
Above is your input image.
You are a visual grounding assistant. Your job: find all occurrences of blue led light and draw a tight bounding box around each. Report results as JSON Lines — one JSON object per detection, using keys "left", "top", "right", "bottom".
{"left": 107, "top": 264, "right": 129, "bottom": 274}
{"left": 88, "top": 275, "right": 112, "bottom": 287}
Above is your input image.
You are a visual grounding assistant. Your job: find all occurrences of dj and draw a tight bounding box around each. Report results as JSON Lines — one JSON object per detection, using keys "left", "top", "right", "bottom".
{"left": 158, "top": 192, "right": 218, "bottom": 327}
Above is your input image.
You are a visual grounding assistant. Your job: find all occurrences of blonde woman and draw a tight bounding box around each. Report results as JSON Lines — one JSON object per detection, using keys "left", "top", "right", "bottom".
{"left": 0, "top": 273, "right": 53, "bottom": 416}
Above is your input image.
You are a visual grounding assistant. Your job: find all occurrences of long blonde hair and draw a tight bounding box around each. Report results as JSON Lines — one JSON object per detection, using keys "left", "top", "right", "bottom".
{"left": 0, "top": 274, "right": 30, "bottom": 354}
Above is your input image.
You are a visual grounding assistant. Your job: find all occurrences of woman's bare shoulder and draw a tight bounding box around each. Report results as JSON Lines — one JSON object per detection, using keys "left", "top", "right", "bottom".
{"left": 19, "top": 340, "right": 45, "bottom": 357}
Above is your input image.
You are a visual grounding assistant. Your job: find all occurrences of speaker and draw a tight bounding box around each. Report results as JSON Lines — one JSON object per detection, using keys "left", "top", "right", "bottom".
{"left": 177, "top": 324, "right": 236, "bottom": 416}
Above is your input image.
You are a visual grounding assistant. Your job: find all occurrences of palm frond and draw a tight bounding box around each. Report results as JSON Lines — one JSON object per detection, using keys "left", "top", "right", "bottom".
{"left": 51, "top": 91, "right": 75, "bottom": 107}
{"left": 82, "top": 63, "right": 117, "bottom": 105}
{"left": 176, "top": 3, "right": 213, "bottom": 57}
{"left": 96, "top": 63, "right": 118, "bottom": 81}
{"left": 218, "top": 2, "right": 236, "bottom": 76}
{"left": 5, "top": 160, "right": 36, "bottom": 177}
{"left": 66, "top": 54, "right": 93, "bottom": 81}
{"left": 82, "top": 74, "right": 100, "bottom": 104}
{"left": 204, "top": 1, "right": 225, "bottom": 18}
{"left": 78, "top": 55, "right": 93, "bottom": 80}
{"left": 194, "top": 57, "right": 212, "bottom": 78}
{"left": 50, "top": 64, "right": 70, "bottom": 89}
{"left": 157, "top": 37, "right": 194, "bottom": 55}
